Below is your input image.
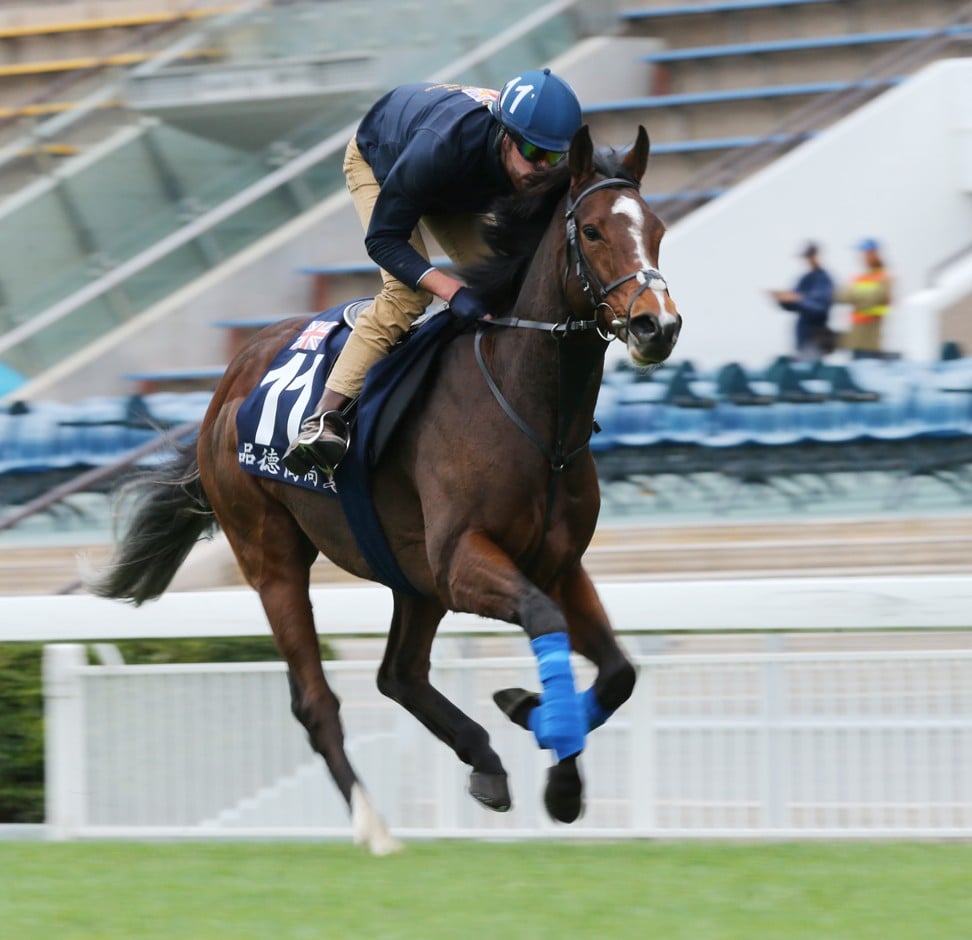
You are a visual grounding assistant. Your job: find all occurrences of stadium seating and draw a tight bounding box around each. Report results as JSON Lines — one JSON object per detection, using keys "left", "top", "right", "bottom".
{"left": 584, "top": 79, "right": 899, "bottom": 114}
{"left": 619, "top": 0, "right": 837, "bottom": 20}
{"left": 0, "top": 391, "right": 210, "bottom": 477}
{"left": 0, "top": 3, "right": 234, "bottom": 102}
{"left": 123, "top": 366, "right": 225, "bottom": 394}
{"left": 4, "top": 356, "right": 972, "bottom": 514}
{"left": 587, "top": 0, "right": 970, "bottom": 205}
{"left": 641, "top": 27, "right": 972, "bottom": 65}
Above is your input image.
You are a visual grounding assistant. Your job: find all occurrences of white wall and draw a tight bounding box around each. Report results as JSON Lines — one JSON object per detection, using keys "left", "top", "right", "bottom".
{"left": 639, "top": 58, "right": 972, "bottom": 372}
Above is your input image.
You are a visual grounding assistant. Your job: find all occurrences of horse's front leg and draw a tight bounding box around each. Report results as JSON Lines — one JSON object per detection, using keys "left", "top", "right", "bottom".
{"left": 495, "top": 563, "right": 636, "bottom": 734}
{"left": 557, "top": 564, "right": 637, "bottom": 725}
{"left": 377, "top": 592, "right": 511, "bottom": 812}
{"left": 444, "top": 532, "right": 588, "bottom": 823}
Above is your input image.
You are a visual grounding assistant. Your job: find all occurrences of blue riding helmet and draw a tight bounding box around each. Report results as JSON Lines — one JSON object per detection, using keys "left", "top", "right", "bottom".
{"left": 492, "top": 68, "right": 582, "bottom": 153}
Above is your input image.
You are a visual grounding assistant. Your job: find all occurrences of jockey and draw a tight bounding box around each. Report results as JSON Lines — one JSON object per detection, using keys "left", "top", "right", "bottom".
{"left": 283, "top": 68, "right": 583, "bottom": 476}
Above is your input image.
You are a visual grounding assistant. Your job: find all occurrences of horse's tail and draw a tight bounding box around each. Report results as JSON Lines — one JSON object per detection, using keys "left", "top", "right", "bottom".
{"left": 87, "top": 436, "right": 219, "bottom": 606}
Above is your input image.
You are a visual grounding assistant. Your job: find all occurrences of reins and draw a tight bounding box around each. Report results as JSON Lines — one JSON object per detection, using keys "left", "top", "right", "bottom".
{"left": 474, "top": 175, "right": 649, "bottom": 472}
{"left": 472, "top": 175, "right": 646, "bottom": 578}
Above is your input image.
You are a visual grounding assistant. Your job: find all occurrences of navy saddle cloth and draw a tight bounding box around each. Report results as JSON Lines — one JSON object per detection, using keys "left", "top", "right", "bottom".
{"left": 236, "top": 299, "right": 464, "bottom": 594}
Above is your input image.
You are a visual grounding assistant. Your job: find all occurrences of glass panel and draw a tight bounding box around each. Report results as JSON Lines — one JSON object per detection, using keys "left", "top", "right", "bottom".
{"left": 0, "top": 2, "right": 586, "bottom": 381}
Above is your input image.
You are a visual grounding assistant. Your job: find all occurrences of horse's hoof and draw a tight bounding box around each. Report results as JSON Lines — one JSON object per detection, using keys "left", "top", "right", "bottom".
{"left": 469, "top": 771, "right": 512, "bottom": 812}
{"left": 544, "top": 757, "right": 583, "bottom": 824}
{"left": 493, "top": 687, "right": 539, "bottom": 729}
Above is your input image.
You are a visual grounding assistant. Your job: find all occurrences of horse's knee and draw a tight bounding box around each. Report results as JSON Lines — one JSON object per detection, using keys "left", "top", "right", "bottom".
{"left": 517, "top": 591, "right": 568, "bottom": 640}
{"left": 599, "top": 659, "right": 636, "bottom": 712}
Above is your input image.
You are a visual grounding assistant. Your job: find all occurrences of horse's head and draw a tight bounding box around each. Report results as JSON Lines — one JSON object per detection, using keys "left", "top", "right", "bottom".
{"left": 565, "top": 125, "right": 681, "bottom": 366}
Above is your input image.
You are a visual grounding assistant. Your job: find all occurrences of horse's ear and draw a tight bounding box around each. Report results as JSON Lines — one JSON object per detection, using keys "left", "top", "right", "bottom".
{"left": 568, "top": 124, "right": 594, "bottom": 181}
{"left": 622, "top": 125, "right": 650, "bottom": 184}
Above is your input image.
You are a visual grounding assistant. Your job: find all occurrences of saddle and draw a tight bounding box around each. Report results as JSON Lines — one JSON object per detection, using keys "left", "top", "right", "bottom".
{"left": 236, "top": 299, "right": 465, "bottom": 593}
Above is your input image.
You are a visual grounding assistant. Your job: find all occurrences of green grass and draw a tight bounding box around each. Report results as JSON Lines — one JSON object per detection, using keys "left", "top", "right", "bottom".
{"left": 1, "top": 840, "right": 970, "bottom": 939}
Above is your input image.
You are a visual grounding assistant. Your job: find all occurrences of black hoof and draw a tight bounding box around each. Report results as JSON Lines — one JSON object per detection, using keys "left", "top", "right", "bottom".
{"left": 493, "top": 687, "right": 540, "bottom": 730}
{"left": 469, "top": 771, "right": 511, "bottom": 812}
{"left": 544, "top": 756, "right": 583, "bottom": 824}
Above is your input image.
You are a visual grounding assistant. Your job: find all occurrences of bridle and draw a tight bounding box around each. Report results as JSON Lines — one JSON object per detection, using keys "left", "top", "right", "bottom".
{"left": 483, "top": 175, "right": 670, "bottom": 342}
{"left": 475, "top": 175, "right": 674, "bottom": 468}
{"left": 564, "top": 177, "right": 670, "bottom": 343}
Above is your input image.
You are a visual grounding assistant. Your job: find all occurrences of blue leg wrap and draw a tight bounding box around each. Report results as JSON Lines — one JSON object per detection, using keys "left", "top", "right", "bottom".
{"left": 579, "top": 685, "right": 613, "bottom": 731}
{"left": 527, "top": 632, "right": 585, "bottom": 761}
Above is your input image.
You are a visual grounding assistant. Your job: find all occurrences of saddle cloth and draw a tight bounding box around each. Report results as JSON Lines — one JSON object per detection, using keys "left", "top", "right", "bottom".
{"left": 236, "top": 298, "right": 464, "bottom": 594}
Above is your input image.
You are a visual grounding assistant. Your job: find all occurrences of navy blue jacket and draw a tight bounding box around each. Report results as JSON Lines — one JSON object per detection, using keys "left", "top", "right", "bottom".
{"left": 778, "top": 267, "right": 835, "bottom": 348}
{"left": 355, "top": 82, "right": 513, "bottom": 290}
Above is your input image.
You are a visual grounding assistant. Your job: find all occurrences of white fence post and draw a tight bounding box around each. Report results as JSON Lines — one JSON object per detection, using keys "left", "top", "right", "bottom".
{"left": 43, "top": 644, "right": 87, "bottom": 840}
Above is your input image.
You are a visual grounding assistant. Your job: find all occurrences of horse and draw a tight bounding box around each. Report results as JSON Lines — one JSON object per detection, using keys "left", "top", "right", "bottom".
{"left": 89, "top": 124, "right": 681, "bottom": 854}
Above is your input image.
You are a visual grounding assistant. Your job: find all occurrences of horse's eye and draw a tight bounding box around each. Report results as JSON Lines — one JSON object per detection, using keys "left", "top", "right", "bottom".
{"left": 582, "top": 225, "right": 600, "bottom": 241}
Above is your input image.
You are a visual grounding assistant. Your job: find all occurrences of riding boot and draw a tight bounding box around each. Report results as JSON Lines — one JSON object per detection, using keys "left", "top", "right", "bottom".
{"left": 282, "top": 389, "right": 352, "bottom": 476}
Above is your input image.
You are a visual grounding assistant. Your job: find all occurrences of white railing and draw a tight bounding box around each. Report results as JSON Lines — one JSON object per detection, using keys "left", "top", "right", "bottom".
{"left": 22, "top": 576, "right": 972, "bottom": 841}
{"left": 7, "top": 574, "right": 972, "bottom": 642}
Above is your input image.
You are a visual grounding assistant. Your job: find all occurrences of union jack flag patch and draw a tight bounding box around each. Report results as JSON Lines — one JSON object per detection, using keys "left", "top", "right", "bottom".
{"left": 290, "top": 319, "right": 336, "bottom": 352}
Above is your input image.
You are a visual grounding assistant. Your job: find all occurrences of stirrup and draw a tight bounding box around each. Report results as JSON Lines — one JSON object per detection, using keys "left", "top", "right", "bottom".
{"left": 282, "top": 410, "right": 350, "bottom": 475}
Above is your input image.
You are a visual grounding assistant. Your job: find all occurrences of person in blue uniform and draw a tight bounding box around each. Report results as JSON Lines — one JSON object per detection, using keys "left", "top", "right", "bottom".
{"left": 770, "top": 242, "right": 835, "bottom": 361}
{"left": 283, "top": 69, "right": 583, "bottom": 475}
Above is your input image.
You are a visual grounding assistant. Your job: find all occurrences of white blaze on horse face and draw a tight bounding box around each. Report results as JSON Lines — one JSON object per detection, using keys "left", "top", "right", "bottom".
{"left": 613, "top": 194, "right": 652, "bottom": 271}
{"left": 613, "top": 195, "right": 678, "bottom": 329}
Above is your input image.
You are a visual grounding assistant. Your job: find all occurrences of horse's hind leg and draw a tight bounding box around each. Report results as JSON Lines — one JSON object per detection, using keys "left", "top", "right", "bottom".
{"left": 377, "top": 593, "right": 511, "bottom": 812}
{"left": 206, "top": 478, "right": 400, "bottom": 853}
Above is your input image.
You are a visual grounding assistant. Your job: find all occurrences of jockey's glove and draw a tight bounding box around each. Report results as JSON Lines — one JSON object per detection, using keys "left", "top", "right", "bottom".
{"left": 448, "top": 287, "right": 489, "bottom": 321}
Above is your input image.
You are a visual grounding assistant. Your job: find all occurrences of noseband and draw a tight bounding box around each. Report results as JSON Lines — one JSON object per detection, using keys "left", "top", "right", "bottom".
{"left": 565, "top": 177, "right": 669, "bottom": 342}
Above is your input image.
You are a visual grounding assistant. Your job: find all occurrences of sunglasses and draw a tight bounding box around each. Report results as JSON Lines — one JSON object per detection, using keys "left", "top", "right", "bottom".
{"left": 511, "top": 135, "right": 566, "bottom": 167}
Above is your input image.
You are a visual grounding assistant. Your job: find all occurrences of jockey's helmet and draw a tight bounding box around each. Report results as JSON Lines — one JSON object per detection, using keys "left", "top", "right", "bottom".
{"left": 492, "top": 68, "right": 582, "bottom": 153}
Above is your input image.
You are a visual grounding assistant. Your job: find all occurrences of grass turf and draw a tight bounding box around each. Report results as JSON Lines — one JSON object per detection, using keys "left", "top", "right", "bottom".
{"left": 1, "top": 840, "right": 969, "bottom": 939}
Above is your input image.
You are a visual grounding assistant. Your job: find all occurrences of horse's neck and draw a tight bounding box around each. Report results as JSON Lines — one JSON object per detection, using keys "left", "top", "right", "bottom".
{"left": 495, "top": 229, "right": 606, "bottom": 436}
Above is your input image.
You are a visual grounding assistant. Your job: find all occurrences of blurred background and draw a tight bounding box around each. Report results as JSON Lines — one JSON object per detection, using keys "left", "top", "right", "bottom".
{"left": 0, "top": 0, "right": 971, "bottom": 845}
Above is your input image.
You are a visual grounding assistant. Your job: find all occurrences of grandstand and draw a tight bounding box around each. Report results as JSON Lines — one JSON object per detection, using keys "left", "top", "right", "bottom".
{"left": 0, "top": 0, "right": 971, "bottom": 590}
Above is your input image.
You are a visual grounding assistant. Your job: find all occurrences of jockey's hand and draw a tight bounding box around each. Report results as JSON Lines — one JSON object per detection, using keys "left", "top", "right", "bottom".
{"left": 448, "top": 287, "right": 490, "bottom": 321}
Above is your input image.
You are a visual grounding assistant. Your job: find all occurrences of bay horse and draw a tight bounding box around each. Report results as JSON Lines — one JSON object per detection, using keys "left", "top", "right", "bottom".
{"left": 89, "top": 125, "right": 681, "bottom": 854}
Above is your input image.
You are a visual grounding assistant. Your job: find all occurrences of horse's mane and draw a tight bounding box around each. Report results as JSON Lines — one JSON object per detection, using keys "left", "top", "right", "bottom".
{"left": 460, "top": 147, "right": 639, "bottom": 314}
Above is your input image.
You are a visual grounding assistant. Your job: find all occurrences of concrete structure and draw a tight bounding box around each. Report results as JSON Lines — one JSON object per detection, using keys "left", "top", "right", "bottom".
{"left": 638, "top": 58, "right": 972, "bottom": 371}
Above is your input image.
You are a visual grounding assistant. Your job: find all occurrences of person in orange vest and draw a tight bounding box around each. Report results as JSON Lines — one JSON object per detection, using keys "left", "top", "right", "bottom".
{"left": 837, "top": 238, "right": 892, "bottom": 356}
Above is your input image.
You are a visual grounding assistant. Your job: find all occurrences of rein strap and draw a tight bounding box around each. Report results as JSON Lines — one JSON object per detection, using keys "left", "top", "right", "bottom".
{"left": 474, "top": 329, "right": 591, "bottom": 473}
{"left": 483, "top": 315, "right": 598, "bottom": 335}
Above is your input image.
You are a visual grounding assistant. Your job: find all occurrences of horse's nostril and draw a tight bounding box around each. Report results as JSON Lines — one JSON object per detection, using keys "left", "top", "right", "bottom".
{"left": 630, "top": 315, "right": 658, "bottom": 341}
